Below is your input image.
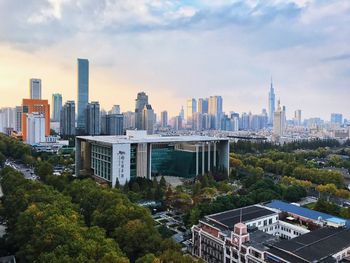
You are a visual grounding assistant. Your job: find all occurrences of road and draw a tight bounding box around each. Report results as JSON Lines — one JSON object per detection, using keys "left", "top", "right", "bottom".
{"left": 4, "top": 159, "right": 38, "bottom": 181}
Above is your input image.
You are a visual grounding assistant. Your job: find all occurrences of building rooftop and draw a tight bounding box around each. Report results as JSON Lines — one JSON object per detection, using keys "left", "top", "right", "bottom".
{"left": 245, "top": 230, "right": 279, "bottom": 252}
{"left": 77, "top": 132, "right": 229, "bottom": 145}
{"left": 266, "top": 200, "right": 350, "bottom": 228}
{"left": 205, "top": 205, "right": 277, "bottom": 230}
{"left": 267, "top": 227, "right": 350, "bottom": 263}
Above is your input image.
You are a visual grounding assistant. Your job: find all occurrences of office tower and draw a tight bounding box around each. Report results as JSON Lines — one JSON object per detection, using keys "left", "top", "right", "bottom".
{"left": 22, "top": 99, "right": 50, "bottom": 142}
{"left": 52, "top": 93, "right": 62, "bottom": 122}
{"left": 101, "top": 114, "right": 124, "bottom": 135}
{"left": 179, "top": 106, "right": 185, "bottom": 121}
{"left": 26, "top": 113, "right": 45, "bottom": 145}
{"left": 240, "top": 112, "right": 250, "bottom": 130}
{"left": 85, "top": 101, "right": 100, "bottom": 135}
{"left": 160, "top": 111, "right": 168, "bottom": 128}
{"left": 294, "top": 109, "right": 302, "bottom": 126}
{"left": 30, "top": 78, "right": 42, "bottom": 99}
{"left": 109, "top": 105, "right": 121, "bottom": 115}
{"left": 15, "top": 106, "right": 23, "bottom": 132}
{"left": 331, "top": 113, "right": 343, "bottom": 125}
{"left": 123, "top": 111, "right": 136, "bottom": 130}
{"left": 268, "top": 79, "right": 275, "bottom": 125}
{"left": 142, "top": 104, "right": 155, "bottom": 135}
{"left": 198, "top": 98, "right": 208, "bottom": 114}
{"left": 208, "top": 96, "right": 223, "bottom": 130}
{"left": 186, "top": 98, "right": 197, "bottom": 128}
{"left": 135, "top": 92, "right": 149, "bottom": 130}
{"left": 170, "top": 116, "right": 182, "bottom": 131}
{"left": 60, "top": 101, "right": 75, "bottom": 136}
{"left": 77, "top": 58, "right": 89, "bottom": 134}
{"left": 273, "top": 99, "right": 285, "bottom": 137}
{"left": 0, "top": 107, "right": 16, "bottom": 133}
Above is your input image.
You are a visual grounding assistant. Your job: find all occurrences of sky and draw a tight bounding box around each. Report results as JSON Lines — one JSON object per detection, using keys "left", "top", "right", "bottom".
{"left": 0, "top": 0, "right": 349, "bottom": 120}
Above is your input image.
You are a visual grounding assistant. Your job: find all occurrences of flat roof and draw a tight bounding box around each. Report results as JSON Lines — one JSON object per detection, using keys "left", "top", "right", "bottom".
{"left": 268, "top": 227, "right": 350, "bottom": 262}
{"left": 77, "top": 134, "right": 229, "bottom": 145}
{"left": 266, "top": 200, "right": 350, "bottom": 228}
{"left": 206, "top": 205, "right": 277, "bottom": 229}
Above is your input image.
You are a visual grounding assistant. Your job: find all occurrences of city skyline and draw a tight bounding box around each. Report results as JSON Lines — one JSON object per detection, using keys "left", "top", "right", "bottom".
{"left": 0, "top": 0, "right": 349, "bottom": 119}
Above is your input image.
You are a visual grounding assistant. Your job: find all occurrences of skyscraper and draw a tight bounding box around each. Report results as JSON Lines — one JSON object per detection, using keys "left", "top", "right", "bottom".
{"left": 15, "top": 106, "right": 23, "bottom": 132}
{"left": 77, "top": 58, "right": 89, "bottom": 134}
{"left": 142, "top": 104, "right": 155, "bottom": 135}
{"left": 52, "top": 93, "right": 62, "bottom": 122}
{"left": 60, "top": 101, "right": 75, "bottom": 136}
{"left": 101, "top": 114, "right": 124, "bottom": 135}
{"left": 85, "top": 101, "right": 100, "bottom": 135}
{"left": 160, "top": 111, "right": 168, "bottom": 128}
{"left": 198, "top": 98, "right": 209, "bottom": 114}
{"left": 268, "top": 79, "right": 275, "bottom": 126}
{"left": 109, "top": 105, "right": 120, "bottom": 114}
{"left": 208, "top": 96, "right": 223, "bottom": 130}
{"left": 135, "top": 92, "right": 149, "bottom": 130}
{"left": 30, "top": 78, "right": 42, "bottom": 99}
{"left": 186, "top": 98, "right": 197, "bottom": 128}
{"left": 294, "top": 109, "right": 302, "bottom": 126}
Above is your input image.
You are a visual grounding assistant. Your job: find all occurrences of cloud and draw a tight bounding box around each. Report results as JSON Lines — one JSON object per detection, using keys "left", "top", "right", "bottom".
{"left": 322, "top": 53, "right": 350, "bottom": 62}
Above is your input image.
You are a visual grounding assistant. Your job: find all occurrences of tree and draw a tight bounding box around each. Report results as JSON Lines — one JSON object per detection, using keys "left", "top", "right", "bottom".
{"left": 35, "top": 161, "right": 53, "bottom": 181}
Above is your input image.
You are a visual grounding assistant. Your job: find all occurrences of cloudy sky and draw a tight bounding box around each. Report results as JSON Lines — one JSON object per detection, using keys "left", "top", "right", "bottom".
{"left": 0, "top": 0, "right": 349, "bottom": 120}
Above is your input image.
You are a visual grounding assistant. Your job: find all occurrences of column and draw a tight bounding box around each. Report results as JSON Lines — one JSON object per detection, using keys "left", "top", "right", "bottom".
{"left": 147, "top": 143, "right": 152, "bottom": 179}
{"left": 75, "top": 137, "right": 81, "bottom": 177}
{"left": 213, "top": 142, "right": 217, "bottom": 168}
{"left": 196, "top": 145, "right": 199, "bottom": 176}
{"left": 202, "top": 143, "right": 205, "bottom": 175}
{"left": 208, "top": 142, "right": 211, "bottom": 172}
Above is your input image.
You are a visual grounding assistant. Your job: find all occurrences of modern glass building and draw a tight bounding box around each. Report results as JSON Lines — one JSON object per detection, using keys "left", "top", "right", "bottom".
{"left": 76, "top": 130, "right": 230, "bottom": 187}
{"left": 77, "top": 58, "right": 89, "bottom": 134}
{"left": 52, "top": 93, "right": 62, "bottom": 122}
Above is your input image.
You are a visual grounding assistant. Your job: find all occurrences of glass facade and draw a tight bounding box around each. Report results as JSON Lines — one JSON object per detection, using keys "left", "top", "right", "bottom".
{"left": 91, "top": 144, "right": 112, "bottom": 181}
{"left": 151, "top": 144, "right": 218, "bottom": 178}
{"left": 77, "top": 58, "right": 89, "bottom": 132}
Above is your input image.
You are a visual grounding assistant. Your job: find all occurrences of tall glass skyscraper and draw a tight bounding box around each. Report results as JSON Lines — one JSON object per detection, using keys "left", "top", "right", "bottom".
{"left": 268, "top": 79, "right": 275, "bottom": 126}
{"left": 52, "top": 93, "right": 62, "bottom": 122}
{"left": 77, "top": 58, "right": 89, "bottom": 134}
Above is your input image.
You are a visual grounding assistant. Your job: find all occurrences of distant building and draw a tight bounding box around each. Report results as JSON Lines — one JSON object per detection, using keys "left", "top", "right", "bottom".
{"left": 160, "top": 111, "right": 168, "bottom": 128}
{"left": 331, "top": 113, "right": 343, "bottom": 126}
{"left": 85, "top": 101, "right": 100, "bottom": 135}
{"left": 60, "top": 101, "right": 75, "bottom": 136}
{"left": 21, "top": 99, "right": 50, "bottom": 142}
{"left": 186, "top": 98, "right": 197, "bottom": 128}
{"left": 77, "top": 58, "right": 89, "bottom": 134}
{"left": 29, "top": 78, "right": 42, "bottom": 99}
{"left": 109, "top": 105, "right": 120, "bottom": 114}
{"left": 26, "top": 113, "right": 45, "bottom": 145}
{"left": 142, "top": 104, "right": 155, "bottom": 135}
{"left": 0, "top": 107, "right": 15, "bottom": 133}
{"left": 198, "top": 98, "right": 208, "bottom": 114}
{"left": 294, "top": 109, "right": 302, "bottom": 126}
{"left": 15, "top": 106, "right": 22, "bottom": 132}
{"left": 268, "top": 79, "right": 275, "bottom": 125}
{"left": 101, "top": 114, "right": 124, "bottom": 135}
{"left": 135, "top": 92, "right": 149, "bottom": 130}
{"left": 208, "top": 96, "right": 223, "bottom": 130}
{"left": 123, "top": 111, "right": 136, "bottom": 130}
{"left": 52, "top": 93, "right": 62, "bottom": 122}
{"left": 273, "top": 99, "right": 285, "bottom": 137}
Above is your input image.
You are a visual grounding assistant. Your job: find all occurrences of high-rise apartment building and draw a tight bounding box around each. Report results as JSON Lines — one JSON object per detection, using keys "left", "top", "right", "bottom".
{"left": 208, "top": 96, "right": 223, "bottom": 130}
{"left": 85, "top": 101, "right": 100, "bottom": 135}
{"left": 52, "top": 93, "right": 62, "bottom": 122}
{"left": 15, "top": 106, "right": 23, "bottom": 132}
{"left": 186, "top": 98, "right": 197, "bottom": 128}
{"left": 22, "top": 99, "right": 50, "bottom": 142}
{"left": 26, "top": 113, "right": 45, "bottom": 145}
{"left": 30, "top": 78, "right": 42, "bottom": 99}
{"left": 268, "top": 79, "right": 275, "bottom": 125}
{"left": 135, "top": 92, "right": 149, "bottom": 130}
{"left": 294, "top": 109, "right": 302, "bottom": 126}
{"left": 60, "top": 101, "right": 75, "bottom": 136}
{"left": 198, "top": 98, "right": 208, "bottom": 114}
{"left": 160, "top": 111, "right": 168, "bottom": 128}
{"left": 77, "top": 58, "right": 89, "bottom": 134}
